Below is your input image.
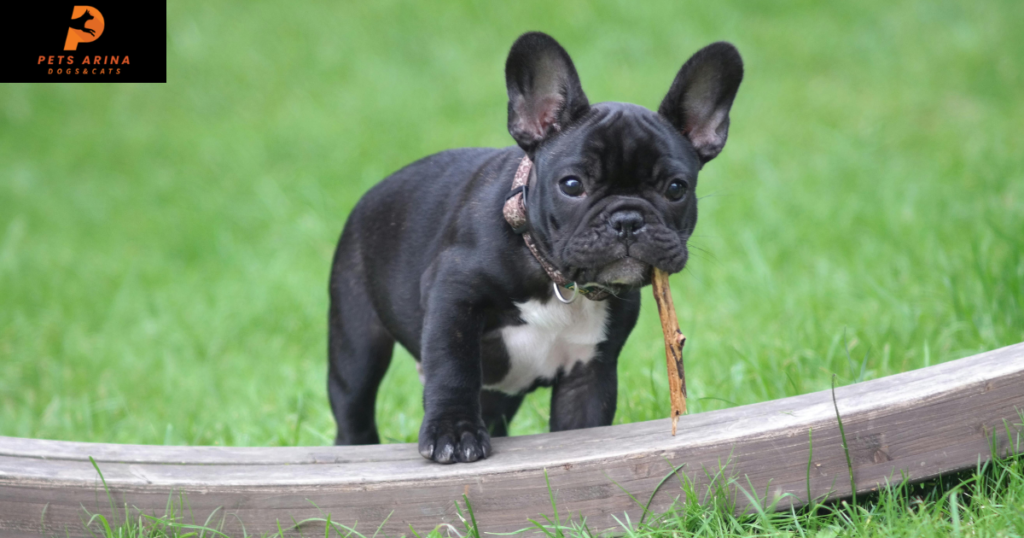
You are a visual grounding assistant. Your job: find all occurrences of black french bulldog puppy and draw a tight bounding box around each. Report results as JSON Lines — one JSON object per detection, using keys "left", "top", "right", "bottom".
{"left": 328, "top": 32, "right": 742, "bottom": 463}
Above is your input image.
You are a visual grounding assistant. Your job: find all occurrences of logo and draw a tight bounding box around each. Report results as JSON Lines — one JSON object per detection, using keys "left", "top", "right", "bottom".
{"left": 1, "top": 2, "right": 166, "bottom": 83}
{"left": 64, "top": 6, "right": 105, "bottom": 51}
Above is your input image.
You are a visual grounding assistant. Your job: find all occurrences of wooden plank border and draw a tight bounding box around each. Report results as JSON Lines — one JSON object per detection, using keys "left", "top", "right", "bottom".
{"left": 1, "top": 342, "right": 1022, "bottom": 537}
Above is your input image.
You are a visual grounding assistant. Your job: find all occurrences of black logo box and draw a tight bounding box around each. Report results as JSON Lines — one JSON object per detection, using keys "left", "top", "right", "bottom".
{"left": 1, "top": 2, "right": 166, "bottom": 83}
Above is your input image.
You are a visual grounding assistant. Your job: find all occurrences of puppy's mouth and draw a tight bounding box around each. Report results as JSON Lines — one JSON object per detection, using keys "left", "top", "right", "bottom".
{"left": 575, "top": 257, "right": 651, "bottom": 294}
{"left": 560, "top": 219, "right": 689, "bottom": 294}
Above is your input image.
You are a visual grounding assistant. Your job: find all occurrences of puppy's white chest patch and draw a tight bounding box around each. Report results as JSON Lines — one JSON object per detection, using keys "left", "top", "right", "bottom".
{"left": 487, "top": 297, "right": 609, "bottom": 394}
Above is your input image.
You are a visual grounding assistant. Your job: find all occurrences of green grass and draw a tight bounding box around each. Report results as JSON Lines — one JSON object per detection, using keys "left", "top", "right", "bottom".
{"left": 1, "top": 0, "right": 1022, "bottom": 535}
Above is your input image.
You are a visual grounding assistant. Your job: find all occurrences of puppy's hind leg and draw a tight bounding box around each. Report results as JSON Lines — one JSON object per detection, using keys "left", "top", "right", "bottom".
{"left": 328, "top": 272, "right": 394, "bottom": 445}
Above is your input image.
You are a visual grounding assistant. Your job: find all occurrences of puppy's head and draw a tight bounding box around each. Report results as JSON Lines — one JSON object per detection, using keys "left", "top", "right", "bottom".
{"left": 505, "top": 32, "right": 743, "bottom": 294}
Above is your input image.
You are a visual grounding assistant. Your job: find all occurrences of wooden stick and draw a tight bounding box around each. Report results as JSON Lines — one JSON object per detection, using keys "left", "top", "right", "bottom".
{"left": 650, "top": 267, "right": 687, "bottom": 435}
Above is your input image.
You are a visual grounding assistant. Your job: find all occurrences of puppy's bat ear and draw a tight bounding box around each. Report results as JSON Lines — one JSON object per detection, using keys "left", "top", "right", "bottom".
{"left": 505, "top": 32, "right": 590, "bottom": 152}
{"left": 659, "top": 42, "right": 743, "bottom": 165}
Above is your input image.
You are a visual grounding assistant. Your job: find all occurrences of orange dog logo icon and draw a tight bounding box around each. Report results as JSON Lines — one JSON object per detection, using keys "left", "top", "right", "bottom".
{"left": 64, "top": 6, "right": 104, "bottom": 51}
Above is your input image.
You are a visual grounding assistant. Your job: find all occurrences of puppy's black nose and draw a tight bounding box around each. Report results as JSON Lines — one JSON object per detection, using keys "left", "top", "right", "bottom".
{"left": 608, "top": 210, "right": 645, "bottom": 241}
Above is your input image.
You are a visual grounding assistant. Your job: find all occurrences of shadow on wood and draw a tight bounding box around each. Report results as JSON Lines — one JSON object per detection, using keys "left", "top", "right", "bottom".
{"left": 1, "top": 343, "right": 1022, "bottom": 537}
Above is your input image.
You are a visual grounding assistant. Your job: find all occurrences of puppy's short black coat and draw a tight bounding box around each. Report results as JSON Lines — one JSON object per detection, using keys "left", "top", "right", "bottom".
{"left": 328, "top": 32, "right": 742, "bottom": 463}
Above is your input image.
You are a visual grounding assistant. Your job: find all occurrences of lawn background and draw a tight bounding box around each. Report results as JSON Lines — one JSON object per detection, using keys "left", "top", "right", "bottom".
{"left": 1, "top": 0, "right": 1022, "bottom": 452}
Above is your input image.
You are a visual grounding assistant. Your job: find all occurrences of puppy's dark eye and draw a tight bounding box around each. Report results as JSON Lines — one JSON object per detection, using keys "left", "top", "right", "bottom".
{"left": 559, "top": 177, "right": 584, "bottom": 197}
{"left": 665, "top": 180, "right": 689, "bottom": 201}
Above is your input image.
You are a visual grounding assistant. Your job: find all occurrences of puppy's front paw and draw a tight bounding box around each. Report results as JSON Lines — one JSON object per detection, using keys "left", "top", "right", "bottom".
{"left": 418, "top": 416, "right": 491, "bottom": 464}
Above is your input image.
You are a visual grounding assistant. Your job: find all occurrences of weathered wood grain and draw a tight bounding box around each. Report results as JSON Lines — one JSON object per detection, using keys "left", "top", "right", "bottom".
{"left": 1, "top": 343, "right": 1022, "bottom": 537}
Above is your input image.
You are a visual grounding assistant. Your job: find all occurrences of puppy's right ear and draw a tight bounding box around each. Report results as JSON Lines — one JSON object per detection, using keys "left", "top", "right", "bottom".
{"left": 505, "top": 32, "right": 590, "bottom": 152}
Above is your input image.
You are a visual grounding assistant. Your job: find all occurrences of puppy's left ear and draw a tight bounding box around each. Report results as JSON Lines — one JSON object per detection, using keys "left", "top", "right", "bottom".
{"left": 659, "top": 42, "right": 743, "bottom": 165}
{"left": 506, "top": 32, "right": 590, "bottom": 152}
